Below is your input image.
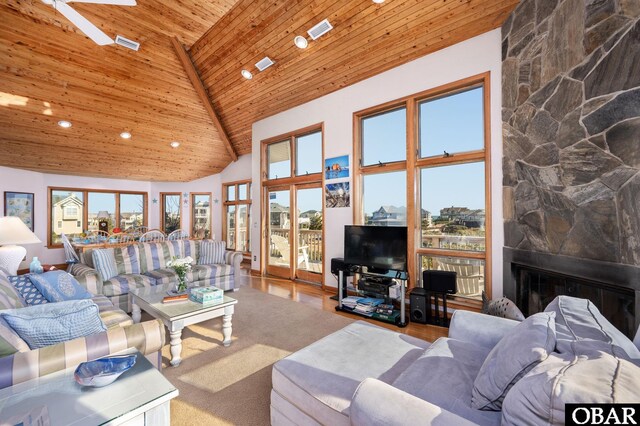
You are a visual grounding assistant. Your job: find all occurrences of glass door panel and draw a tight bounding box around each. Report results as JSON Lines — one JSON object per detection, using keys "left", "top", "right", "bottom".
{"left": 267, "top": 190, "right": 291, "bottom": 277}
{"left": 295, "top": 187, "right": 322, "bottom": 282}
{"left": 226, "top": 205, "right": 236, "bottom": 250}
{"left": 238, "top": 205, "right": 249, "bottom": 253}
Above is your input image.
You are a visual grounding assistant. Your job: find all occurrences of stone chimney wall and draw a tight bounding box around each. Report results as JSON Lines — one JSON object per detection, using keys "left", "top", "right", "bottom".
{"left": 502, "top": 0, "right": 640, "bottom": 265}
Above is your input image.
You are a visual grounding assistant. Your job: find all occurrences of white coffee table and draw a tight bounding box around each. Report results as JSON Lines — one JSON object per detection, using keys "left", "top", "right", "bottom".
{"left": 130, "top": 285, "right": 238, "bottom": 367}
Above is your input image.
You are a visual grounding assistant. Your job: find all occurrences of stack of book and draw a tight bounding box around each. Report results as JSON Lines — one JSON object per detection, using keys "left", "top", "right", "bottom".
{"left": 375, "top": 303, "right": 394, "bottom": 315}
{"left": 353, "top": 297, "right": 385, "bottom": 316}
{"left": 341, "top": 296, "right": 363, "bottom": 310}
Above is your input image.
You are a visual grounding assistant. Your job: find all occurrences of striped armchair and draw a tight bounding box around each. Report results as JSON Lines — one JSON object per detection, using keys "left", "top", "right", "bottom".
{"left": 0, "top": 268, "right": 165, "bottom": 390}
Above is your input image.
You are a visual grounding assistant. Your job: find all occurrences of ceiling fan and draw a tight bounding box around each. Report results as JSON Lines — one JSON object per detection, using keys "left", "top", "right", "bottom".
{"left": 42, "top": 0, "right": 136, "bottom": 46}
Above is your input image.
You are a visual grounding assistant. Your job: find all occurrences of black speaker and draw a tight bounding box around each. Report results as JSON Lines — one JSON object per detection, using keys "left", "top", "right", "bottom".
{"left": 410, "top": 288, "right": 429, "bottom": 324}
{"left": 331, "top": 257, "right": 350, "bottom": 275}
{"left": 423, "top": 270, "right": 457, "bottom": 294}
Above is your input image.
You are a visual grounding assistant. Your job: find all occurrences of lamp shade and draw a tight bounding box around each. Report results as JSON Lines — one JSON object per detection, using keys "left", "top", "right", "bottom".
{"left": 0, "top": 216, "right": 41, "bottom": 245}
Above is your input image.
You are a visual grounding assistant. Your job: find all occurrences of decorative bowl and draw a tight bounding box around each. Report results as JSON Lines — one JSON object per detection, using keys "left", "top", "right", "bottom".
{"left": 74, "top": 354, "right": 137, "bottom": 387}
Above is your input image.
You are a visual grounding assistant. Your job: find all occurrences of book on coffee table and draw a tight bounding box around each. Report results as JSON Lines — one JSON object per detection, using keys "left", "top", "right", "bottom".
{"left": 162, "top": 294, "right": 188, "bottom": 304}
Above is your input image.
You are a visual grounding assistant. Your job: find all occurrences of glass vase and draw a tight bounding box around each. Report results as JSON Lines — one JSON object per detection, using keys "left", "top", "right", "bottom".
{"left": 175, "top": 272, "right": 187, "bottom": 294}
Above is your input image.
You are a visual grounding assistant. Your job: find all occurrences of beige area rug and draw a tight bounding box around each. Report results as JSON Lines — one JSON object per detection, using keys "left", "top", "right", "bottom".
{"left": 156, "top": 287, "right": 354, "bottom": 426}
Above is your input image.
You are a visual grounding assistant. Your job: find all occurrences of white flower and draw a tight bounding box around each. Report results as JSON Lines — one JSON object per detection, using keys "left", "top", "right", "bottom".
{"left": 167, "top": 256, "right": 193, "bottom": 270}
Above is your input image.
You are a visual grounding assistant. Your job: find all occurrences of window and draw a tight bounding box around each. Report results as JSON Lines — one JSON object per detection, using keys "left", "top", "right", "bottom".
{"left": 356, "top": 75, "right": 490, "bottom": 300}
{"left": 223, "top": 181, "right": 251, "bottom": 253}
{"left": 191, "top": 193, "right": 212, "bottom": 239}
{"left": 419, "top": 87, "right": 484, "bottom": 158}
{"left": 63, "top": 206, "right": 78, "bottom": 219}
{"left": 120, "top": 193, "right": 145, "bottom": 231}
{"left": 361, "top": 107, "right": 406, "bottom": 166}
{"left": 48, "top": 188, "right": 147, "bottom": 246}
{"left": 161, "top": 193, "right": 181, "bottom": 234}
{"left": 267, "top": 140, "right": 291, "bottom": 180}
{"left": 238, "top": 183, "right": 248, "bottom": 200}
{"left": 295, "top": 130, "right": 322, "bottom": 175}
{"left": 363, "top": 171, "right": 407, "bottom": 226}
{"left": 88, "top": 192, "right": 116, "bottom": 232}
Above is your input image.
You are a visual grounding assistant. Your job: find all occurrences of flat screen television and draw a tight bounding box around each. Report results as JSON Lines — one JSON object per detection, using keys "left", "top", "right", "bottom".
{"left": 344, "top": 225, "right": 407, "bottom": 272}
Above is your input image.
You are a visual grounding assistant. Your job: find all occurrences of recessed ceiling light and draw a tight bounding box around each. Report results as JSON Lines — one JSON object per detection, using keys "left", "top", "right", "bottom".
{"left": 57, "top": 120, "right": 72, "bottom": 128}
{"left": 372, "top": 0, "right": 385, "bottom": 3}
{"left": 170, "top": 141, "right": 180, "bottom": 148}
{"left": 294, "top": 35, "right": 308, "bottom": 49}
{"left": 120, "top": 131, "right": 132, "bottom": 139}
{"left": 241, "top": 69, "right": 253, "bottom": 80}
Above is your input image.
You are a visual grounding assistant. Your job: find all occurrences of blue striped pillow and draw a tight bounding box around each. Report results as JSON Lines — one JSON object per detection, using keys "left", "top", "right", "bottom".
{"left": 198, "top": 241, "right": 226, "bottom": 265}
{"left": 92, "top": 249, "right": 118, "bottom": 282}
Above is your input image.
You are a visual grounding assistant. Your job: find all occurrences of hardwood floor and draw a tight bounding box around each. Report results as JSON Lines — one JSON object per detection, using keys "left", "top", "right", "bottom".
{"left": 238, "top": 270, "right": 449, "bottom": 343}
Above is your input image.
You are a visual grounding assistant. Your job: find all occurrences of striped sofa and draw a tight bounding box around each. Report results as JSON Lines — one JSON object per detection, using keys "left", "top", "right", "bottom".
{"left": 73, "top": 240, "right": 242, "bottom": 312}
{"left": 0, "top": 267, "right": 165, "bottom": 390}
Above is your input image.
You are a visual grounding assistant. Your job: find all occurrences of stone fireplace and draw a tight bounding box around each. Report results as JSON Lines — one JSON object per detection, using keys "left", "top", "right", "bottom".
{"left": 501, "top": 0, "right": 640, "bottom": 332}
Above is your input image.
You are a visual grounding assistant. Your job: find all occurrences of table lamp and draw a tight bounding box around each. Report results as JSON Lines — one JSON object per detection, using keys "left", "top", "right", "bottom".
{"left": 0, "top": 216, "right": 42, "bottom": 275}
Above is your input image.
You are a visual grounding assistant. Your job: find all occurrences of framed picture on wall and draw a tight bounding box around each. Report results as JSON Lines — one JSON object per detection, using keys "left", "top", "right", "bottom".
{"left": 4, "top": 192, "right": 35, "bottom": 231}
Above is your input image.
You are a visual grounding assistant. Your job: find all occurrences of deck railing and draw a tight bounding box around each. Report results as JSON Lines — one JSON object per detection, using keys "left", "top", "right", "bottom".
{"left": 269, "top": 228, "right": 323, "bottom": 262}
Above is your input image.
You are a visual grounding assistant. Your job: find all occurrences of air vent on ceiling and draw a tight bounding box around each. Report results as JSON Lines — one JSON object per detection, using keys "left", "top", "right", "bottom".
{"left": 255, "top": 56, "right": 275, "bottom": 72}
{"left": 307, "top": 19, "right": 333, "bottom": 40}
{"left": 115, "top": 35, "right": 140, "bottom": 51}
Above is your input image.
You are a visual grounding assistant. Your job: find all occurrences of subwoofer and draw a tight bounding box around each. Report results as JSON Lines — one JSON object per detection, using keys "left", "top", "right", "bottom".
{"left": 410, "top": 288, "right": 429, "bottom": 324}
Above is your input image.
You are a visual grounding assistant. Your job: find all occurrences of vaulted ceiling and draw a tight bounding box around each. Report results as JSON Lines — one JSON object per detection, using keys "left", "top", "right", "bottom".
{"left": 0, "top": 0, "right": 518, "bottom": 181}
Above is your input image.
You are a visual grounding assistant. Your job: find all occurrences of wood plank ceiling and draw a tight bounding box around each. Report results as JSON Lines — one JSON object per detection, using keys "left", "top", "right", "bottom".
{"left": 189, "top": 0, "right": 520, "bottom": 155}
{"left": 0, "top": 0, "right": 237, "bottom": 181}
{"left": 0, "top": 0, "right": 518, "bottom": 181}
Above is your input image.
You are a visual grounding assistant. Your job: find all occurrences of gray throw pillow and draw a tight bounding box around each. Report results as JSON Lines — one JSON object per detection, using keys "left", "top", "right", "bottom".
{"left": 482, "top": 291, "right": 525, "bottom": 321}
{"left": 502, "top": 341, "right": 640, "bottom": 426}
{"left": 472, "top": 311, "right": 556, "bottom": 411}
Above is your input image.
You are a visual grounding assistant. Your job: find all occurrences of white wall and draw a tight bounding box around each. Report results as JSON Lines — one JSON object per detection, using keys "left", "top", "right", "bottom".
{"left": 252, "top": 30, "right": 505, "bottom": 296}
{"left": 0, "top": 154, "right": 252, "bottom": 269}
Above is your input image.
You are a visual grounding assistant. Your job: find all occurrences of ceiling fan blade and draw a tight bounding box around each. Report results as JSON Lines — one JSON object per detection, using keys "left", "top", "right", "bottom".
{"left": 67, "top": 0, "right": 137, "bottom": 5}
{"left": 54, "top": 2, "right": 114, "bottom": 45}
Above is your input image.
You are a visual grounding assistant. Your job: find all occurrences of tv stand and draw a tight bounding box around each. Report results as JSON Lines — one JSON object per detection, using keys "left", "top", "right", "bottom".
{"left": 335, "top": 265, "right": 408, "bottom": 327}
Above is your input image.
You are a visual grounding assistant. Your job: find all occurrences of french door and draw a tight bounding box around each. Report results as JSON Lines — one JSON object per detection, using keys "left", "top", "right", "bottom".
{"left": 265, "top": 184, "right": 323, "bottom": 283}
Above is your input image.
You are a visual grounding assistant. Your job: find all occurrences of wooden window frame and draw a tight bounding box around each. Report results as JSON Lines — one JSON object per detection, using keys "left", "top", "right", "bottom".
{"left": 353, "top": 73, "right": 492, "bottom": 305}
{"left": 260, "top": 123, "right": 325, "bottom": 285}
{"left": 47, "top": 187, "right": 147, "bottom": 248}
{"left": 222, "top": 180, "right": 251, "bottom": 254}
{"left": 190, "top": 192, "right": 213, "bottom": 239}
{"left": 159, "top": 192, "right": 182, "bottom": 235}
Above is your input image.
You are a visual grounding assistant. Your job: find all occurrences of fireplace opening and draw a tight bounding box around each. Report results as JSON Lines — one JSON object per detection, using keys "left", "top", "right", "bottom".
{"left": 514, "top": 264, "right": 636, "bottom": 338}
